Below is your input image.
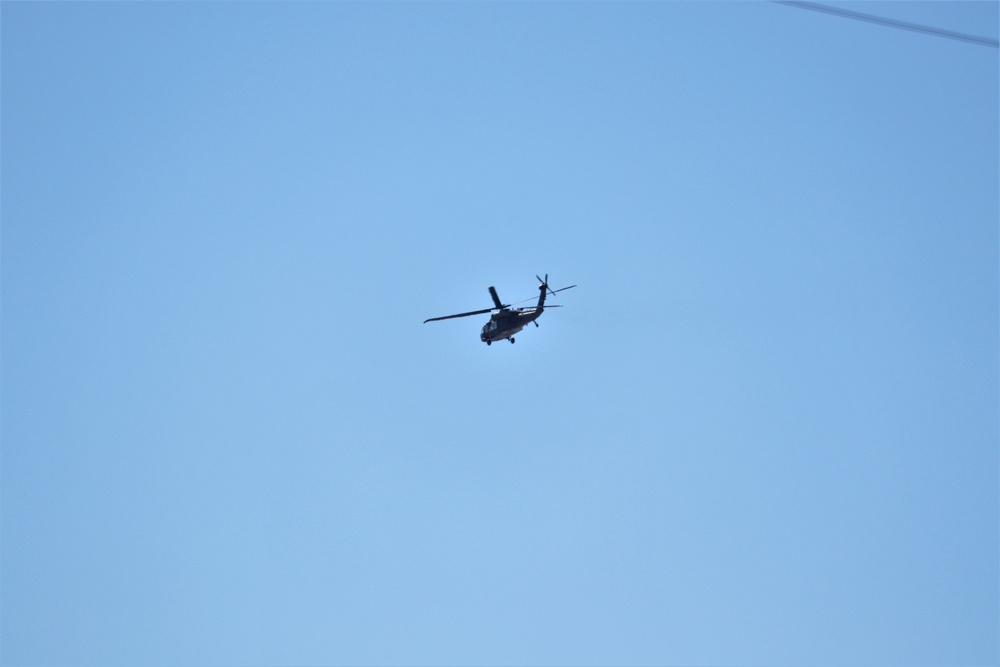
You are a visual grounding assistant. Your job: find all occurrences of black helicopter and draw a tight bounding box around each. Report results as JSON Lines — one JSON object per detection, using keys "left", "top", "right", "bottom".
{"left": 424, "top": 274, "right": 576, "bottom": 345}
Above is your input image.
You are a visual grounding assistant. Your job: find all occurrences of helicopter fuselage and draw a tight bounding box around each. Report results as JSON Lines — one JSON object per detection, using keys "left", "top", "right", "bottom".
{"left": 480, "top": 308, "right": 542, "bottom": 345}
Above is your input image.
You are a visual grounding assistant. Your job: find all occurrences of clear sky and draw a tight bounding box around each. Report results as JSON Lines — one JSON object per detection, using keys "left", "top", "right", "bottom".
{"left": 2, "top": 2, "right": 997, "bottom": 666}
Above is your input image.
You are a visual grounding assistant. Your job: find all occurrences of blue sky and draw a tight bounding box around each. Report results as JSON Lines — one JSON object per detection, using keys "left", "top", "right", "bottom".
{"left": 2, "top": 2, "right": 997, "bottom": 666}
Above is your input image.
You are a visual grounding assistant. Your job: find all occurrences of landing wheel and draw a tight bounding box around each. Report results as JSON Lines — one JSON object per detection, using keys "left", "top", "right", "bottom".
{"left": 510, "top": 337, "right": 515, "bottom": 344}
{"left": 486, "top": 339, "right": 491, "bottom": 346}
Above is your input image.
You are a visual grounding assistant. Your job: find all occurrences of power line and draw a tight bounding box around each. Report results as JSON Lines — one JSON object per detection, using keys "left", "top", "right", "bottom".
{"left": 776, "top": 1, "right": 1000, "bottom": 49}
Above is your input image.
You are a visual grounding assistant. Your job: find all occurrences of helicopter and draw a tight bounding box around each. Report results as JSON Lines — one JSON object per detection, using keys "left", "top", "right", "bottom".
{"left": 424, "top": 274, "right": 576, "bottom": 345}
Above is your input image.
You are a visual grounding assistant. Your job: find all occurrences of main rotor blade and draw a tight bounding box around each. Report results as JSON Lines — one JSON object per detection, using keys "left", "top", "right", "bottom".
{"left": 509, "top": 283, "right": 577, "bottom": 306}
{"left": 488, "top": 286, "right": 505, "bottom": 310}
{"left": 424, "top": 308, "right": 494, "bottom": 324}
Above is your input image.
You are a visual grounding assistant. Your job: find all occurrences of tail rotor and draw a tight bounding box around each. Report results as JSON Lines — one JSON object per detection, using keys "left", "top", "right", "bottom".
{"left": 537, "top": 273, "right": 576, "bottom": 297}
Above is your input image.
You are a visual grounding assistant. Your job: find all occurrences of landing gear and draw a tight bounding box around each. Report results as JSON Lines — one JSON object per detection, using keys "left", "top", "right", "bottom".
{"left": 486, "top": 339, "right": 492, "bottom": 346}
{"left": 510, "top": 337, "right": 515, "bottom": 344}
